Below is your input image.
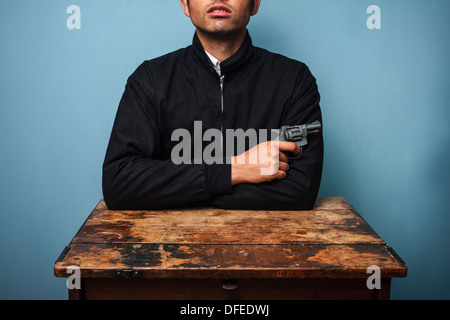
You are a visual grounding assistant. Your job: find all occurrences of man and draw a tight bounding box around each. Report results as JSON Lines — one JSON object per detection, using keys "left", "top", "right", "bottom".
{"left": 102, "top": 0, "right": 324, "bottom": 210}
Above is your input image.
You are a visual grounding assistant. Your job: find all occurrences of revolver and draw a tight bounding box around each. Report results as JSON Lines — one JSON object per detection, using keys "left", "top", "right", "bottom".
{"left": 275, "top": 120, "right": 321, "bottom": 159}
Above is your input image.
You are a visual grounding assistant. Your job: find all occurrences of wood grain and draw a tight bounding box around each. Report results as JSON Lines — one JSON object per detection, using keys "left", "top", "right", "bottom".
{"left": 71, "top": 197, "right": 383, "bottom": 245}
{"left": 54, "top": 197, "right": 407, "bottom": 280}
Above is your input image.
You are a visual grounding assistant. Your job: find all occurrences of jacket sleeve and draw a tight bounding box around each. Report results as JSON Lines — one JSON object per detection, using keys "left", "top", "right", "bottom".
{"left": 208, "top": 65, "right": 324, "bottom": 210}
{"left": 102, "top": 64, "right": 231, "bottom": 210}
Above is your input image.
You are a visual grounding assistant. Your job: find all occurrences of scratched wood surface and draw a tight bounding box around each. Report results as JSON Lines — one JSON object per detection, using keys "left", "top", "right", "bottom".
{"left": 54, "top": 197, "right": 407, "bottom": 279}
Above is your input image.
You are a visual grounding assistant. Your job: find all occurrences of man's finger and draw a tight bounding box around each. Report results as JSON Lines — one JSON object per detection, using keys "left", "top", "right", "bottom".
{"left": 274, "top": 170, "right": 287, "bottom": 180}
{"left": 278, "top": 161, "right": 289, "bottom": 172}
{"left": 278, "top": 141, "right": 301, "bottom": 155}
{"left": 279, "top": 151, "right": 289, "bottom": 163}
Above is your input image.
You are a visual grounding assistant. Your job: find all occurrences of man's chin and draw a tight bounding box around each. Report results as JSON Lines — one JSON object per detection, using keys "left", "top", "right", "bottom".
{"left": 197, "top": 25, "right": 245, "bottom": 37}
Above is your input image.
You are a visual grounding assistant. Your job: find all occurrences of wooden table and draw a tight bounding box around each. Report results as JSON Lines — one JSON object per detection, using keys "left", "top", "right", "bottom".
{"left": 54, "top": 197, "right": 407, "bottom": 300}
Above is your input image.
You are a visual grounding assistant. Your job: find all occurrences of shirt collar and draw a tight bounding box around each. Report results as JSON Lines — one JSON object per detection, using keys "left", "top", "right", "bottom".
{"left": 191, "top": 29, "right": 254, "bottom": 76}
{"left": 204, "top": 50, "right": 221, "bottom": 75}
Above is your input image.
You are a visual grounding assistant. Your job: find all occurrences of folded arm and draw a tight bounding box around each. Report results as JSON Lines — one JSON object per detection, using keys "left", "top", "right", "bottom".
{"left": 102, "top": 65, "right": 231, "bottom": 210}
{"left": 208, "top": 65, "right": 324, "bottom": 210}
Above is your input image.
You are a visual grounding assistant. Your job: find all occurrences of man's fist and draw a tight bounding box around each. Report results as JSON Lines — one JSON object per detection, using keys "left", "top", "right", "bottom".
{"left": 230, "top": 141, "right": 301, "bottom": 185}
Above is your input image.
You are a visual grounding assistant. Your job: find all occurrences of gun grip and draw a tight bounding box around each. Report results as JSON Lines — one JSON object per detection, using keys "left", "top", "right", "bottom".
{"left": 286, "top": 148, "right": 303, "bottom": 160}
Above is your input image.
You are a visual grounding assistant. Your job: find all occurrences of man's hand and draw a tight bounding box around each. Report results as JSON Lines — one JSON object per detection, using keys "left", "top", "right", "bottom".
{"left": 231, "top": 141, "right": 301, "bottom": 185}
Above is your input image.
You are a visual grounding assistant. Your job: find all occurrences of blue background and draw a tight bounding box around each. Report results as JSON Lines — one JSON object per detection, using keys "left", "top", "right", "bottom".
{"left": 1, "top": 0, "right": 449, "bottom": 299}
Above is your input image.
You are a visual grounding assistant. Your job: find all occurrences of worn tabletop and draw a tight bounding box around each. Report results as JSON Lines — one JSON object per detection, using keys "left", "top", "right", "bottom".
{"left": 54, "top": 197, "right": 407, "bottom": 279}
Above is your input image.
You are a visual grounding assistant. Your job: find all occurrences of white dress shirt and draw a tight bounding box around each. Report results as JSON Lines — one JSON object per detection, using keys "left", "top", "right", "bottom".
{"left": 205, "top": 50, "right": 221, "bottom": 75}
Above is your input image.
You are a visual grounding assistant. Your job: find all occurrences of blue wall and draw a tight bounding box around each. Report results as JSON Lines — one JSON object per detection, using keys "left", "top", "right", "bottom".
{"left": 1, "top": 0, "right": 449, "bottom": 299}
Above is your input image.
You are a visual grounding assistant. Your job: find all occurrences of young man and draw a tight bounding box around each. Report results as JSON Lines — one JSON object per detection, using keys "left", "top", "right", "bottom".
{"left": 102, "top": 0, "right": 324, "bottom": 210}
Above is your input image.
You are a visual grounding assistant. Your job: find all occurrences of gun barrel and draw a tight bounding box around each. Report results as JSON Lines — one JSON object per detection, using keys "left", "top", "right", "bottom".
{"left": 306, "top": 121, "right": 321, "bottom": 133}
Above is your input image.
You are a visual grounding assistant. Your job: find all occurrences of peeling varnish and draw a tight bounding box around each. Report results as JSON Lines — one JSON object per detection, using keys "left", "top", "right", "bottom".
{"left": 158, "top": 244, "right": 201, "bottom": 268}
{"left": 307, "top": 246, "right": 391, "bottom": 267}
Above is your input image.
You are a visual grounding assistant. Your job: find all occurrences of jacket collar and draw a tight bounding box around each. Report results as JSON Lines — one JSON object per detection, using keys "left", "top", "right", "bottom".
{"left": 191, "top": 29, "right": 254, "bottom": 76}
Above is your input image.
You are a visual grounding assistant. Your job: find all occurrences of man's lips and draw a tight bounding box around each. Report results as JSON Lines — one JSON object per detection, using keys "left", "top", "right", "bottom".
{"left": 207, "top": 5, "right": 232, "bottom": 17}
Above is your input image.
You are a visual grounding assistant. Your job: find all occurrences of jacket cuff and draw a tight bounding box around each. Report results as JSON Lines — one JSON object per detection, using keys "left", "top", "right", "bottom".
{"left": 204, "top": 160, "right": 232, "bottom": 197}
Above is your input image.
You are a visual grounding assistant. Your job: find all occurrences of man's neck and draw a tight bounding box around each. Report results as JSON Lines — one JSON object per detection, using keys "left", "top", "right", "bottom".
{"left": 196, "top": 29, "right": 247, "bottom": 62}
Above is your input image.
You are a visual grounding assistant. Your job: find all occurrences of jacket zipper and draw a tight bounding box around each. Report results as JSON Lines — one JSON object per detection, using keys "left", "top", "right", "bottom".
{"left": 220, "top": 75, "right": 225, "bottom": 114}
{"left": 219, "top": 71, "right": 225, "bottom": 151}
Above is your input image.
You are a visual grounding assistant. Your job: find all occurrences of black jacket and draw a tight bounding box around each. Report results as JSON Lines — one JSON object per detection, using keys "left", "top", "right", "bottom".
{"left": 102, "top": 31, "right": 323, "bottom": 210}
